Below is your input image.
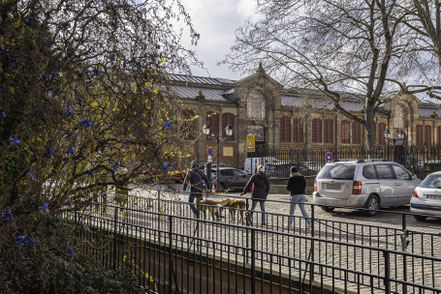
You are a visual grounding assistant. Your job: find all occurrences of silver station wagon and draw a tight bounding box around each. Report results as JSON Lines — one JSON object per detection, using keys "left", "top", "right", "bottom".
{"left": 411, "top": 171, "right": 441, "bottom": 221}
{"left": 313, "top": 160, "right": 421, "bottom": 215}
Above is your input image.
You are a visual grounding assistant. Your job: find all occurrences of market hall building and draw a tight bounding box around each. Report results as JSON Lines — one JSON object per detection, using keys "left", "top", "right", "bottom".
{"left": 171, "top": 65, "right": 441, "bottom": 169}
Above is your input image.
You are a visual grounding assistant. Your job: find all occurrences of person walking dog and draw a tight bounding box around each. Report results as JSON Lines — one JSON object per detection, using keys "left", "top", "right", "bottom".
{"left": 240, "top": 165, "right": 269, "bottom": 225}
{"left": 183, "top": 161, "right": 210, "bottom": 217}
{"left": 287, "top": 166, "right": 311, "bottom": 228}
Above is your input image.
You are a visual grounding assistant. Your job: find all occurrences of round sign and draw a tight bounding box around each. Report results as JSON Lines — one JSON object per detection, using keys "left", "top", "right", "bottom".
{"left": 208, "top": 148, "right": 212, "bottom": 155}
{"left": 325, "top": 152, "right": 332, "bottom": 162}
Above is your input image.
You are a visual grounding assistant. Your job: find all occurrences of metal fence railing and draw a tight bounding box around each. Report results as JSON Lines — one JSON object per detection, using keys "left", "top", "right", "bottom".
{"left": 250, "top": 145, "right": 441, "bottom": 180}
{"left": 67, "top": 191, "right": 441, "bottom": 294}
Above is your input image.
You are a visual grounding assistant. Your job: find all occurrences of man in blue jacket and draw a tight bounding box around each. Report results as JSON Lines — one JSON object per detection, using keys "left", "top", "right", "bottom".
{"left": 182, "top": 161, "right": 210, "bottom": 217}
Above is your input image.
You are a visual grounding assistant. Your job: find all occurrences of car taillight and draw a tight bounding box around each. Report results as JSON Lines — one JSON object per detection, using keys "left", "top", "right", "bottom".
{"left": 314, "top": 178, "right": 317, "bottom": 192}
{"left": 352, "top": 181, "right": 362, "bottom": 194}
{"left": 413, "top": 189, "right": 419, "bottom": 198}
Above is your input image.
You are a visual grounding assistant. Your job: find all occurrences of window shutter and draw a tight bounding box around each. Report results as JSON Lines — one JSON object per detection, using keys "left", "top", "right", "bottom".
{"left": 438, "top": 127, "right": 441, "bottom": 145}
{"left": 280, "top": 117, "right": 286, "bottom": 142}
{"left": 425, "top": 125, "right": 431, "bottom": 146}
{"left": 312, "top": 119, "right": 322, "bottom": 143}
{"left": 416, "top": 125, "right": 423, "bottom": 145}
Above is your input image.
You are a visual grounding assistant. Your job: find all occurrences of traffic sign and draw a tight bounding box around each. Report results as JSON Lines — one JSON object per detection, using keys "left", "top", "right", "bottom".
{"left": 207, "top": 155, "right": 212, "bottom": 162}
{"left": 208, "top": 147, "right": 212, "bottom": 155}
{"left": 326, "top": 152, "right": 332, "bottom": 162}
{"left": 246, "top": 135, "right": 255, "bottom": 153}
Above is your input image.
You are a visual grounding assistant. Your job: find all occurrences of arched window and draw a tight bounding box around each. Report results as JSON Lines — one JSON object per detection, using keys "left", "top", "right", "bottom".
{"left": 378, "top": 123, "right": 386, "bottom": 145}
{"left": 312, "top": 118, "right": 322, "bottom": 143}
{"left": 293, "top": 118, "right": 303, "bottom": 143}
{"left": 206, "top": 111, "right": 219, "bottom": 139}
{"left": 341, "top": 120, "right": 351, "bottom": 144}
{"left": 425, "top": 125, "right": 432, "bottom": 146}
{"left": 352, "top": 121, "right": 362, "bottom": 144}
{"left": 183, "top": 109, "right": 197, "bottom": 140}
{"left": 280, "top": 116, "right": 291, "bottom": 142}
{"left": 324, "top": 119, "right": 334, "bottom": 144}
{"left": 222, "top": 112, "right": 235, "bottom": 140}
{"left": 416, "top": 125, "right": 423, "bottom": 145}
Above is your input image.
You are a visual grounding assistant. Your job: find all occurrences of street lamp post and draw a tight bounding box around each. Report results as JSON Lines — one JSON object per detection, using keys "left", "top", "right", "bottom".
{"left": 202, "top": 123, "right": 233, "bottom": 192}
{"left": 384, "top": 128, "right": 406, "bottom": 164}
{"left": 384, "top": 128, "right": 391, "bottom": 160}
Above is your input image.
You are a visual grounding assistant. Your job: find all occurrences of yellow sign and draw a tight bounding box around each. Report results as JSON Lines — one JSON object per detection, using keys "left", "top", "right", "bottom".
{"left": 223, "top": 146, "right": 234, "bottom": 157}
{"left": 246, "top": 135, "right": 255, "bottom": 153}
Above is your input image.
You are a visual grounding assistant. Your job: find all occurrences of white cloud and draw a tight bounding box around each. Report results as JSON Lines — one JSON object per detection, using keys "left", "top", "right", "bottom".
{"left": 175, "top": 0, "right": 259, "bottom": 79}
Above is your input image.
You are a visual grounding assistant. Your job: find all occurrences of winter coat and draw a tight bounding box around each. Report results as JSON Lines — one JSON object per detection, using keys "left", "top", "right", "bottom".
{"left": 183, "top": 169, "right": 210, "bottom": 194}
{"left": 287, "top": 174, "right": 306, "bottom": 195}
{"left": 243, "top": 172, "right": 269, "bottom": 199}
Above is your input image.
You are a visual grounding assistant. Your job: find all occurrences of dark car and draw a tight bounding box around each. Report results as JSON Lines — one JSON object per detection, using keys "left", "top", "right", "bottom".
{"left": 211, "top": 167, "right": 251, "bottom": 192}
{"left": 266, "top": 163, "right": 317, "bottom": 178}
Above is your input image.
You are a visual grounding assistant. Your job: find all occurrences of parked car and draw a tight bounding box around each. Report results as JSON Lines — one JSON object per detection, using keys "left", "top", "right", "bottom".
{"left": 244, "top": 157, "right": 286, "bottom": 174}
{"left": 313, "top": 160, "right": 421, "bottom": 215}
{"left": 211, "top": 167, "right": 252, "bottom": 192}
{"left": 265, "top": 163, "right": 317, "bottom": 178}
{"left": 301, "top": 161, "right": 323, "bottom": 172}
{"left": 411, "top": 171, "right": 441, "bottom": 221}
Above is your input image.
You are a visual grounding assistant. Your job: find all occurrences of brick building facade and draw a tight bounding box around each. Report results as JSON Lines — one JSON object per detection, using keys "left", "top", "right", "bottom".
{"left": 171, "top": 65, "right": 441, "bottom": 168}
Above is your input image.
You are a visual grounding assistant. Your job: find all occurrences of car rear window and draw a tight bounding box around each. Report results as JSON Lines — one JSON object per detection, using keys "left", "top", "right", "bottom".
{"left": 362, "top": 165, "right": 377, "bottom": 179}
{"left": 317, "top": 164, "right": 356, "bottom": 180}
{"left": 419, "top": 175, "right": 441, "bottom": 188}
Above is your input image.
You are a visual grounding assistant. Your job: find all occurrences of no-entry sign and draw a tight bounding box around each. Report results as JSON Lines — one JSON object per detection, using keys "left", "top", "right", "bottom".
{"left": 326, "top": 152, "right": 332, "bottom": 162}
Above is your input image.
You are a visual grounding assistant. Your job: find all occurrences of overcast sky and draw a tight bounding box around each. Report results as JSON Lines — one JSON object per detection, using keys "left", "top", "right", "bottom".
{"left": 179, "top": 0, "right": 258, "bottom": 80}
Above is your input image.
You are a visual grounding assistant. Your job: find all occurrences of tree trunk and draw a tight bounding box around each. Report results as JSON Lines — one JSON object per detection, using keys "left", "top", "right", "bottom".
{"left": 365, "top": 104, "right": 377, "bottom": 151}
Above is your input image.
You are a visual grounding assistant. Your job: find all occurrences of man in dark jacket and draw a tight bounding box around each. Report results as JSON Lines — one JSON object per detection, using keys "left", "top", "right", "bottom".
{"left": 287, "top": 166, "right": 311, "bottom": 227}
{"left": 183, "top": 161, "right": 210, "bottom": 217}
{"left": 240, "top": 165, "right": 269, "bottom": 225}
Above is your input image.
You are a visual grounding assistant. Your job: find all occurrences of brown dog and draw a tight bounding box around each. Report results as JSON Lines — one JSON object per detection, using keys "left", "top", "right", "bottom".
{"left": 196, "top": 195, "right": 223, "bottom": 221}
{"left": 220, "top": 198, "right": 246, "bottom": 224}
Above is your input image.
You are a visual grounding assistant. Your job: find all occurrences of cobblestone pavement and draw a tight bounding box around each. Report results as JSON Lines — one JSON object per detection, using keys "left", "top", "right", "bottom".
{"left": 107, "top": 185, "right": 441, "bottom": 293}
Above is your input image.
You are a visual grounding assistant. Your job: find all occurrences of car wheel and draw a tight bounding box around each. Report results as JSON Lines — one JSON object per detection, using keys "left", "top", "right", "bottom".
{"left": 413, "top": 215, "right": 427, "bottom": 221}
{"left": 217, "top": 183, "right": 225, "bottom": 192}
{"left": 320, "top": 206, "right": 335, "bottom": 213}
{"left": 365, "top": 195, "right": 380, "bottom": 216}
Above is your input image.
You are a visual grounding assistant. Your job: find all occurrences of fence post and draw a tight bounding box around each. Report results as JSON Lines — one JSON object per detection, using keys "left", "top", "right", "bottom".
{"left": 168, "top": 215, "right": 173, "bottom": 294}
{"left": 383, "top": 250, "right": 391, "bottom": 294}
{"left": 401, "top": 213, "right": 408, "bottom": 294}
{"left": 245, "top": 197, "right": 250, "bottom": 263}
{"left": 157, "top": 190, "right": 161, "bottom": 213}
{"left": 310, "top": 204, "right": 315, "bottom": 281}
{"left": 250, "top": 227, "right": 256, "bottom": 294}
{"left": 113, "top": 206, "right": 118, "bottom": 271}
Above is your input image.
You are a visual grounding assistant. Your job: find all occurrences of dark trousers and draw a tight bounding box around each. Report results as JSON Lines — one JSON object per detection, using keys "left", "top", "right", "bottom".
{"left": 250, "top": 199, "right": 266, "bottom": 223}
{"left": 188, "top": 192, "right": 201, "bottom": 217}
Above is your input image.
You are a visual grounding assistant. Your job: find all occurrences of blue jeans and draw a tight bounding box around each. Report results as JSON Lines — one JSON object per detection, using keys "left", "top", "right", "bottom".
{"left": 289, "top": 194, "right": 311, "bottom": 225}
{"left": 250, "top": 199, "right": 266, "bottom": 223}
{"left": 188, "top": 192, "right": 200, "bottom": 217}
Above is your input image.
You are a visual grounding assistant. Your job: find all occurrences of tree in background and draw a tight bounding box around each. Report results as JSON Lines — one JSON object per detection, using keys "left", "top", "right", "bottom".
{"left": 399, "top": 0, "right": 441, "bottom": 97}
{"left": 0, "top": 0, "right": 198, "bottom": 292}
{"left": 224, "top": 0, "right": 440, "bottom": 149}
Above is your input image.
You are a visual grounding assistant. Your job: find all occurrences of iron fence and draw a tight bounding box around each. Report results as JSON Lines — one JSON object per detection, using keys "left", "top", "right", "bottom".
{"left": 250, "top": 145, "right": 441, "bottom": 180}
{"left": 67, "top": 191, "right": 441, "bottom": 294}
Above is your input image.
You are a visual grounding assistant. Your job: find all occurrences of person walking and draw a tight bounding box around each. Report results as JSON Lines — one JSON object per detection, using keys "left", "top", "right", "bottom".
{"left": 182, "top": 161, "right": 210, "bottom": 218}
{"left": 240, "top": 165, "right": 269, "bottom": 225}
{"left": 287, "top": 166, "right": 311, "bottom": 228}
